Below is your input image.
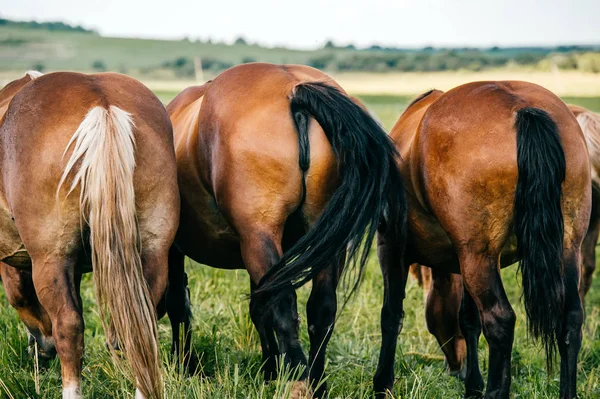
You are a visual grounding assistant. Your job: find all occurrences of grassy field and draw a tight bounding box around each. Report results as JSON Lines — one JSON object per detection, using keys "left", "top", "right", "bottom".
{"left": 0, "top": 25, "right": 324, "bottom": 73}
{"left": 1, "top": 93, "right": 600, "bottom": 399}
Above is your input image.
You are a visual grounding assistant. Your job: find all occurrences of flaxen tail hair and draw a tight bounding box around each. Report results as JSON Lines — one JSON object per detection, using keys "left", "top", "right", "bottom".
{"left": 576, "top": 109, "right": 600, "bottom": 183}
{"left": 58, "top": 106, "right": 162, "bottom": 398}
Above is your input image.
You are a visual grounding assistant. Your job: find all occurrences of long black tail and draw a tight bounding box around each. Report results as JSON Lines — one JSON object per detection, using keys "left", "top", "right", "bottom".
{"left": 255, "top": 82, "right": 407, "bottom": 300}
{"left": 514, "top": 107, "right": 566, "bottom": 369}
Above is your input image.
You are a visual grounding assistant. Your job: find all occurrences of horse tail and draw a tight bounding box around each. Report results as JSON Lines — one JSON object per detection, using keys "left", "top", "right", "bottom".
{"left": 58, "top": 106, "right": 162, "bottom": 398}
{"left": 255, "top": 82, "right": 407, "bottom": 301}
{"left": 514, "top": 107, "right": 566, "bottom": 370}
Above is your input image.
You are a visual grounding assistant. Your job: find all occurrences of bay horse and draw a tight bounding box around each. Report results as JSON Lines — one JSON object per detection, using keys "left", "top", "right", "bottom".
{"left": 381, "top": 83, "right": 590, "bottom": 399}
{"left": 413, "top": 103, "right": 600, "bottom": 386}
{"left": 166, "top": 62, "right": 405, "bottom": 397}
{"left": 258, "top": 81, "right": 591, "bottom": 398}
{"left": 0, "top": 71, "right": 179, "bottom": 398}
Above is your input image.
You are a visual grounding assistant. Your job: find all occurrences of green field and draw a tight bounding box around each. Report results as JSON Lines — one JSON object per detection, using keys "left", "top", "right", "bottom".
{"left": 1, "top": 94, "right": 600, "bottom": 398}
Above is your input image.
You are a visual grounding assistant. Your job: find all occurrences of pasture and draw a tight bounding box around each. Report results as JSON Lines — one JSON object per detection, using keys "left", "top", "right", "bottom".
{"left": 1, "top": 92, "right": 600, "bottom": 398}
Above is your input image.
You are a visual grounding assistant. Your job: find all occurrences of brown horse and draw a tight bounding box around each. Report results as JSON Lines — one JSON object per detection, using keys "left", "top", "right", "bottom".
{"left": 166, "top": 62, "right": 405, "bottom": 396}
{"left": 410, "top": 103, "right": 600, "bottom": 384}
{"left": 0, "top": 71, "right": 179, "bottom": 398}
{"left": 379, "top": 82, "right": 590, "bottom": 398}
{"left": 262, "top": 81, "right": 591, "bottom": 398}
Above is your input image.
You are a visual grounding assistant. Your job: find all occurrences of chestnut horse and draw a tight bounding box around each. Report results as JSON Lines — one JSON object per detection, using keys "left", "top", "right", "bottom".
{"left": 166, "top": 62, "right": 405, "bottom": 396}
{"left": 0, "top": 72, "right": 179, "bottom": 398}
{"left": 414, "top": 103, "right": 600, "bottom": 388}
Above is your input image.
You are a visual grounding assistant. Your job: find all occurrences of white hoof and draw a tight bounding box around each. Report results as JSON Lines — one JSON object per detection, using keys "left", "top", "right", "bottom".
{"left": 135, "top": 388, "right": 145, "bottom": 399}
{"left": 62, "top": 386, "right": 82, "bottom": 399}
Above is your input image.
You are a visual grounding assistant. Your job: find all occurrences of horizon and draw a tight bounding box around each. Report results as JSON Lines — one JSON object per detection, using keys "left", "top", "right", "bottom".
{"left": 3, "top": 0, "right": 599, "bottom": 50}
{"left": 3, "top": 15, "right": 600, "bottom": 51}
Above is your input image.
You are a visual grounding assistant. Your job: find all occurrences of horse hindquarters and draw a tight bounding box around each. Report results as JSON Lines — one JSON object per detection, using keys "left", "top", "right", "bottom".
{"left": 373, "top": 227, "right": 408, "bottom": 398}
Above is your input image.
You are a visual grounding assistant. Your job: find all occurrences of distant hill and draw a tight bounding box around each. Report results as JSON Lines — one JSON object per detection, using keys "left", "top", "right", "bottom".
{"left": 0, "top": 17, "right": 96, "bottom": 34}
{"left": 0, "top": 17, "right": 598, "bottom": 77}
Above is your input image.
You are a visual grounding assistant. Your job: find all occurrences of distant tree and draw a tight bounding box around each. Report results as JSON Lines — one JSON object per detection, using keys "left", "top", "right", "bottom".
{"left": 323, "top": 40, "right": 336, "bottom": 49}
{"left": 242, "top": 56, "right": 257, "bottom": 63}
{"left": 344, "top": 44, "right": 356, "bottom": 50}
{"left": 92, "top": 60, "right": 106, "bottom": 72}
{"left": 309, "top": 54, "right": 336, "bottom": 70}
{"left": 234, "top": 37, "right": 247, "bottom": 45}
{"left": 31, "top": 63, "right": 45, "bottom": 72}
{"left": 174, "top": 57, "right": 189, "bottom": 68}
{"left": 0, "top": 17, "right": 96, "bottom": 34}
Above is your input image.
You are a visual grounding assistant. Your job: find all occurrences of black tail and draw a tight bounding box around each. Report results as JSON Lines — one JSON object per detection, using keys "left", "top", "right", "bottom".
{"left": 255, "top": 82, "right": 407, "bottom": 300}
{"left": 514, "top": 107, "right": 566, "bottom": 369}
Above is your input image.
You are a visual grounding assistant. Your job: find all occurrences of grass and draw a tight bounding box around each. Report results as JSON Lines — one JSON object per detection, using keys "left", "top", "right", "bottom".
{"left": 0, "top": 25, "right": 316, "bottom": 71}
{"left": 1, "top": 93, "right": 600, "bottom": 398}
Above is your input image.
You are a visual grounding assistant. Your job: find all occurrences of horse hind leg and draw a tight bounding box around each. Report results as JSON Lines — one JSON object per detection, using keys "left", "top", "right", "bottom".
{"left": 579, "top": 196, "right": 599, "bottom": 304}
{"left": 0, "top": 262, "right": 56, "bottom": 360}
{"left": 242, "top": 230, "right": 308, "bottom": 382}
{"left": 460, "top": 251, "right": 515, "bottom": 399}
{"left": 558, "top": 249, "right": 584, "bottom": 399}
{"left": 165, "top": 246, "right": 199, "bottom": 374}
{"left": 250, "top": 279, "right": 280, "bottom": 380}
{"left": 306, "top": 255, "right": 343, "bottom": 398}
{"left": 30, "top": 253, "right": 84, "bottom": 398}
{"left": 459, "top": 285, "right": 484, "bottom": 398}
{"left": 425, "top": 270, "right": 466, "bottom": 380}
{"left": 373, "top": 228, "right": 409, "bottom": 398}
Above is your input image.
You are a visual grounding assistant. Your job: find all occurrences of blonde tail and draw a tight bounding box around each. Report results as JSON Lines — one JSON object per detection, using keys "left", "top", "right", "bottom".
{"left": 58, "top": 106, "right": 162, "bottom": 398}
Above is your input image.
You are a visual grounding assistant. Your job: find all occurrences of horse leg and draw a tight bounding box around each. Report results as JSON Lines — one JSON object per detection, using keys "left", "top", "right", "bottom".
{"left": 165, "top": 246, "right": 198, "bottom": 373}
{"left": 461, "top": 252, "right": 515, "bottom": 399}
{"left": 426, "top": 270, "right": 466, "bottom": 379}
{"left": 459, "top": 286, "right": 484, "bottom": 398}
{"left": 243, "top": 232, "right": 308, "bottom": 382}
{"left": 373, "top": 229, "right": 408, "bottom": 398}
{"left": 250, "top": 279, "right": 280, "bottom": 381}
{"left": 306, "top": 257, "right": 342, "bottom": 397}
{"left": 31, "top": 254, "right": 84, "bottom": 398}
{"left": 579, "top": 194, "right": 599, "bottom": 304}
{"left": 559, "top": 250, "right": 584, "bottom": 399}
{"left": 0, "top": 262, "right": 56, "bottom": 360}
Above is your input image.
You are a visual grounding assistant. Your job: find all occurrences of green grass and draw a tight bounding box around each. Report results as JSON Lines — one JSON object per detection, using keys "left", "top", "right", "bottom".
{"left": 2, "top": 94, "right": 600, "bottom": 398}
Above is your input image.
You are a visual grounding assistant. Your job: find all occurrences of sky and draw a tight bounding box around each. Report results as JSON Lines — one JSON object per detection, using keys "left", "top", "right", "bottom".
{"left": 2, "top": 0, "right": 599, "bottom": 49}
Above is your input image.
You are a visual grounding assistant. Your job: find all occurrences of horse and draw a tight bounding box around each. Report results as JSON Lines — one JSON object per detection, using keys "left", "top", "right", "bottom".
{"left": 165, "top": 62, "right": 406, "bottom": 397}
{"left": 0, "top": 71, "right": 180, "bottom": 399}
{"left": 378, "top": 82, "right": 590, "bottom": 398}
{"left": 259, "top": 80, "right": 591, "bottom": 398}
{"left": 410, "top": 103, "right": 600, "bottom": 384}
{"left": 569, "top": 104, "right": 600, "bottom": 300}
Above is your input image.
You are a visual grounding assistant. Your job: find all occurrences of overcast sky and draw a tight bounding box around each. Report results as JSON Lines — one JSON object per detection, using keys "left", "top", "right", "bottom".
{"left": 3, "top": 0, "right": 599, "bottom": 49}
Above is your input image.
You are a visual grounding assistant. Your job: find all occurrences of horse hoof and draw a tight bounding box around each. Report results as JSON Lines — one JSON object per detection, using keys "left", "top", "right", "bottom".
{"left": 27, "top": 332, "right": 57, "bottom": 361}
{"left": 446, "top": 359, "right": 468, "bottom": 381}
